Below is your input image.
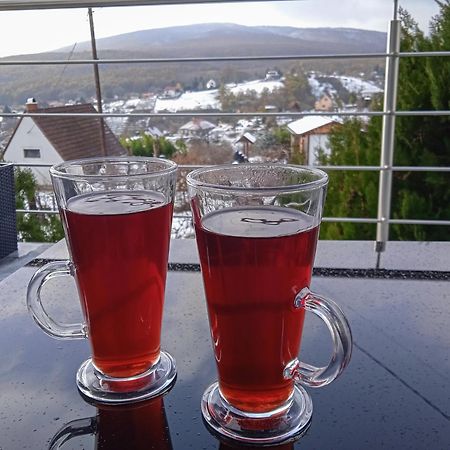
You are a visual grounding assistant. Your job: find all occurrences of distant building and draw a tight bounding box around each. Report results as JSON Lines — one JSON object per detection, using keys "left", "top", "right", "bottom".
{"left": 206, "top": 79, "right": 217, "bottom": 89}
{"left": 234, "top": 132, "right": 257, "bottom": 158}
{"left": 315, "top": 94, "right": 334, "bottom": 112}
{"left": 145, "top": 126, "right": 164, "bottom": 138}
{"left": 159, "top": 83, "right": 183, "bottom": 99}
{"left": 265, "top": 70, "right": 281, "bottom": 81}
{"left": 287, "top": 116, "right": 340, "bottom": 165}
{"left": 3, "top": 99, "right": 126, "bottom": 186}
{"left": 179, "top": 118, "right": 216, "bottom": 140}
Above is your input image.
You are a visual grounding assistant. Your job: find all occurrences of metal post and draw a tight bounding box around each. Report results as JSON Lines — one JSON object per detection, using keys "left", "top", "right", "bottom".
{"left": 88, "top": 7, "right": 107, "bottom": 156}
{"left": 375, "top": 17, "right": 401, "bottom": 268}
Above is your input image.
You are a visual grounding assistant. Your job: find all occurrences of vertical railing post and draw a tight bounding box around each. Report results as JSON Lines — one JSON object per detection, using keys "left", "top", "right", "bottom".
{"left": 88, "top": 7, "right": 106, "bottom": 157}
{"left": 375, "top": 15, "right": 401, "bottom": 268}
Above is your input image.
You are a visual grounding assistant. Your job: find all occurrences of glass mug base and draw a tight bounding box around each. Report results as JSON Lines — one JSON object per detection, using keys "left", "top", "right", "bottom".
{"left": 201, "top": 382, "right": 313, "bottom": 446}
{"left": 76, "top": 351, "right": 177, "bottom": 404}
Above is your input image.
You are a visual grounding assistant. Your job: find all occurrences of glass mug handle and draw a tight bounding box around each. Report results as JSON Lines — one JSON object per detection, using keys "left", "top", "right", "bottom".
{"left": 26, "top": 260, "right": 87, "bottom": 339}
{"left": 48, "top": 417, "right": 97, "bottom": 450}
{"left": 284, "top": 287, "right": 353, "bottom": 387}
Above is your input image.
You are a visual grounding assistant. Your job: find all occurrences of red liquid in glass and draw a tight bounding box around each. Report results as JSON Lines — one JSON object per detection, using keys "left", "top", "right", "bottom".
{"left": 195, "top": 206, "right": 319, "bottom": 413}
{"left": 64, "top": 191, "right": 172, "bottom": 378}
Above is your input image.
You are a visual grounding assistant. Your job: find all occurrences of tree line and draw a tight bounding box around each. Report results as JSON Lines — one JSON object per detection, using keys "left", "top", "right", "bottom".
{"left": 317, "top": 2, "right": 450, "bottom": 241}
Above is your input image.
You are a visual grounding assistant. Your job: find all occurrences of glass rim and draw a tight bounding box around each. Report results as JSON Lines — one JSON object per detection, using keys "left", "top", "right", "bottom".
{"left": 186, "top": 163, "right": 328, "bottom": 194}
{"left": 50, "top": 156, "right": 178, "bottom": 180}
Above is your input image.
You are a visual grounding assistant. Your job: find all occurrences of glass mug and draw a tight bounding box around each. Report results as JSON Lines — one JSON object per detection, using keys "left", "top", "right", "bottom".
{"left": 49, "top": 396, "right": 172, "bottom": 450}
{"left": 187, "top": 164, "right": 352, "bottom": 445}
{"left": 27, "top": 157, "right": 177, "bottom": 403}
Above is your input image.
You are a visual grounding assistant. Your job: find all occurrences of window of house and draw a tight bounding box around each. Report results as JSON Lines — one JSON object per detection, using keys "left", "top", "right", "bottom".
{"left": 23, "top": 148, "right": 41, "bottom": 158}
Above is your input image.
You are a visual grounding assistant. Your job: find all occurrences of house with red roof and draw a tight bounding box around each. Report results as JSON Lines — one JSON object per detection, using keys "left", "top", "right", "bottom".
{"left": 3, "top": 99, "right": 127, "bottom": 186}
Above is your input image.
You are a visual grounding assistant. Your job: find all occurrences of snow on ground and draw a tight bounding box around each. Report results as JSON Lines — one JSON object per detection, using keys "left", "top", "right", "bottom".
{"left": 334, "top": 76, "right": 383, "bottom": 94}
{"left": 154, "top": 89, "right": 220, "bottom": 113}
{"left": 153, "top": 79, "right": 284, "bottom": 113}
{"left": 308, "top": 76, "right": 336, "bottom": 99}
{"left": 227, "top": 79, "right": 284, "bottom": 95}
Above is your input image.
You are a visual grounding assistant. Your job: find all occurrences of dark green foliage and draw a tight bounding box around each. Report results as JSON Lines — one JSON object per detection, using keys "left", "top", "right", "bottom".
{"left": 390, "top": 3, "right": 450, "bottom": 241}
{"left": 120, "top": 134, "right": 180, "bottom": 158}
{"left": 317, "top": 2, "right": 450, "bottom": 241}
{"left": 319, "top": 117, "right": 381, "bottom": 240}
{"left": 15, "top": 168, "right": 64, "bottom": 242}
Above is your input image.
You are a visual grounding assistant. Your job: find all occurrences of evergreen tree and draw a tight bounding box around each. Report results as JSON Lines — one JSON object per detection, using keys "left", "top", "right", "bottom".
{"left": 391, "top": 3, "right": 450, "bottom": 240}
{"left": 120, "top": 134, "right": 178, "bottom": 159}
{"left": 320, "top": 117, "right": 381, "bottom": 240}
{"left": 316, "top": 1, "right": 450, "bottom": 241}
{"left": 15, "top": 168, "right": 64, "bottom": 242}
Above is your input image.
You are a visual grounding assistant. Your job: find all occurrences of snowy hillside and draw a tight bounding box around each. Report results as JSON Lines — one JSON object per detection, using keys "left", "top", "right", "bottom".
{"left": 154, "top": 79, "right": 283, "bottom": 113}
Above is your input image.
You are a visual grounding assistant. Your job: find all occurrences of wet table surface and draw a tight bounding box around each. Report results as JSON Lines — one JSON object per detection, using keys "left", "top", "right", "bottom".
{"left": 0, "top": 240, "right": 449, "bottom": 450}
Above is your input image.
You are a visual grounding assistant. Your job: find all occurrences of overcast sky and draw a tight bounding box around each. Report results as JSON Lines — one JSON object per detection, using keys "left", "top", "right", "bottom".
{"left": 0, "top": 0, "right": 441, "bottom": 57}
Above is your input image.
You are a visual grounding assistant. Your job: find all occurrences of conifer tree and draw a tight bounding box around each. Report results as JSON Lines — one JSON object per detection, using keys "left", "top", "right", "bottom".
{"left": 318, "top": 1, "right": 450, "bottom": 241}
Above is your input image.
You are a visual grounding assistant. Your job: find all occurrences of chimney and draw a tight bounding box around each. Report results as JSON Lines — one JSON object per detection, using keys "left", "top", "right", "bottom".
{"left": 26, "top": 97, "right": 38, "bottom": 113}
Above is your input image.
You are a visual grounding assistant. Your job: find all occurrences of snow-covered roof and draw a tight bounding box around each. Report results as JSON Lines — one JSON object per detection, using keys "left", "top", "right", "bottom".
{"left": 287, "top": 116, "right": 336, "bottom": 135}
{"left": 235, "top": 132, "right": 257, "bottom": 144}
{"left": 180, "top": 119, "right": 216, "bottom": 131}
{"left": 146, "top": 126, "right": 163, "bottom": 137}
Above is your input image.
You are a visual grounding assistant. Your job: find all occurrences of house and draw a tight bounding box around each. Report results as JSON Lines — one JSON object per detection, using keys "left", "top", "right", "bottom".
{"left": 315, "top": 94, "right": 334, "bottom": 112}
{"left": 3, "top": 99, "right": 126, "bottom": 186}
{"left": 158, "top": 83, "right": 183, "bottom": 99}
{"left": 206, "top": 79, "right": 217, "bottom": 90}
{"left": 234, "top": 132, "right": 257, "bottom": 158}
{"left": 179, "top": 118, "right": 216, "bottom": 140}
{"left": 265, "top": 70, "right": 281, "bottom": 81}
{"left": 287, "top": 116, "right": 340, "bottom": 165}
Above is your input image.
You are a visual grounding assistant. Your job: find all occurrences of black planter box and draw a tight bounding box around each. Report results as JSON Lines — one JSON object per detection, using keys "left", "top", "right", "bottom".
{"left": 0, "top": 164, "right": 17, "bottom": 259}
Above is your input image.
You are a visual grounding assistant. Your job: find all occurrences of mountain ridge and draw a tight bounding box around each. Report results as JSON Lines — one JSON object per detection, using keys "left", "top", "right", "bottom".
{"left": 53, "top": 23, "right": 386, "bottom": 55}
{"left": 0, "top": 23, "right": 386, "bottom": 104}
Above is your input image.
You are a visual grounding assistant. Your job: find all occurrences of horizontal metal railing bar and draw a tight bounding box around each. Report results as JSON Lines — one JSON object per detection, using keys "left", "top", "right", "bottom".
{"left": 12, "top": 162, "right": 54, "bottom": 168}
{"left": 16, "top": 209, "right": 60, "bottom": 215}
{"left": 0, "top": 0, "right": 284, "bottom": 11}
{"left": 12, "top": 163, "right": 450, "bottom": 173}
{"left": 1, "top": 52, "right": 449, "bottom": 66}
{"left": 315, "top": 165, "right": 450, "bottom": 172}
{"left": 0, "top": 54, "right": 388, "bottom": 66}
{"left": 389, "top": 219, "right": 450, "bottom": 226}
{"left": 17, "top": 209, "right": 449, "bottom": 227}
{"left": 2, "top": 111, "right": 450, "bottom": 119}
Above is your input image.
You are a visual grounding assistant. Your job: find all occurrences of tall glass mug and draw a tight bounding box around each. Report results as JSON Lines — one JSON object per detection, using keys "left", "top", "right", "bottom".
{"left": 27, "top": 157, "right": 178, "bottom": 403}
{"left": 187, "top": 164, "right": 352, "bottom": 445}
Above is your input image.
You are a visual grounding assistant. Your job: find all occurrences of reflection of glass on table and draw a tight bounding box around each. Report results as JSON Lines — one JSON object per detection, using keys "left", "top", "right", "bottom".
{"left": 49, "top": 396, "right": 172, "bottom": 450}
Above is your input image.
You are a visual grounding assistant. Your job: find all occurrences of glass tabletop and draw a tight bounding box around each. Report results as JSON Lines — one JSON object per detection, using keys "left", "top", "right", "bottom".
{"left": 0, "top": 245, "right": 449, "bottom": 449}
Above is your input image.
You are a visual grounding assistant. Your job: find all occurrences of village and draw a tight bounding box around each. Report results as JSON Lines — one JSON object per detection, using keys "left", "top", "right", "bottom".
{"left": 0, "top": 69, "right": 383, "bottom": 188}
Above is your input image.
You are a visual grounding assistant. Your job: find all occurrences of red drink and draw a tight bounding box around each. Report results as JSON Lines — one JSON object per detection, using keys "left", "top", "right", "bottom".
{"left": 64, "top": 191, "right": 173, "bottom": 378}
{"left": 195, "top": 206, "right": 319, "bottom": 413}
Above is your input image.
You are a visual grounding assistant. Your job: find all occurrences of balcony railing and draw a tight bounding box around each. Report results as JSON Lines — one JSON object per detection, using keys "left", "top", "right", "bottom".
{"left": 1, "top": 0, "right": 449, "bottom": 267}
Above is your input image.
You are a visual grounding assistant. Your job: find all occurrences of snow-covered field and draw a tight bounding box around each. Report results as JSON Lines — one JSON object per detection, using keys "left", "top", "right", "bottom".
{"left": 333, "top": 75, "right": 383, "bottom": 95}
{"left": 154, "top": 89, "right": 220, "bottom": 113}
{"left": 308, "top": 73, "right": 382, "bottom": 98}
{"left": 227, "top": 79, "right": 284, "bottom": 95}
{"left": 154, "top": 79, "right": 284, "bottom": 113}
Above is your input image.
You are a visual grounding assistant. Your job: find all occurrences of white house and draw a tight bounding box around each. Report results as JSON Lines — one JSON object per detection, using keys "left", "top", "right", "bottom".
{"left": 3, "top": 100, "right": 126, "bottom": 186}
{"left": 206, "top": 79, "right": 217, "bottom": 89}
{"left": 287, "top": 116, "right": 340, "bottom": 165}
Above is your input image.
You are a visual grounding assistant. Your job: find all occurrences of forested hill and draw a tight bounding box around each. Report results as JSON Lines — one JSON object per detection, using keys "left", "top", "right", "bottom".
{"left": 58, "top": 23, "right": 386, "bottom": 56}
{"left": 0, "top": 23, "right": 386, "bottom": 104}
